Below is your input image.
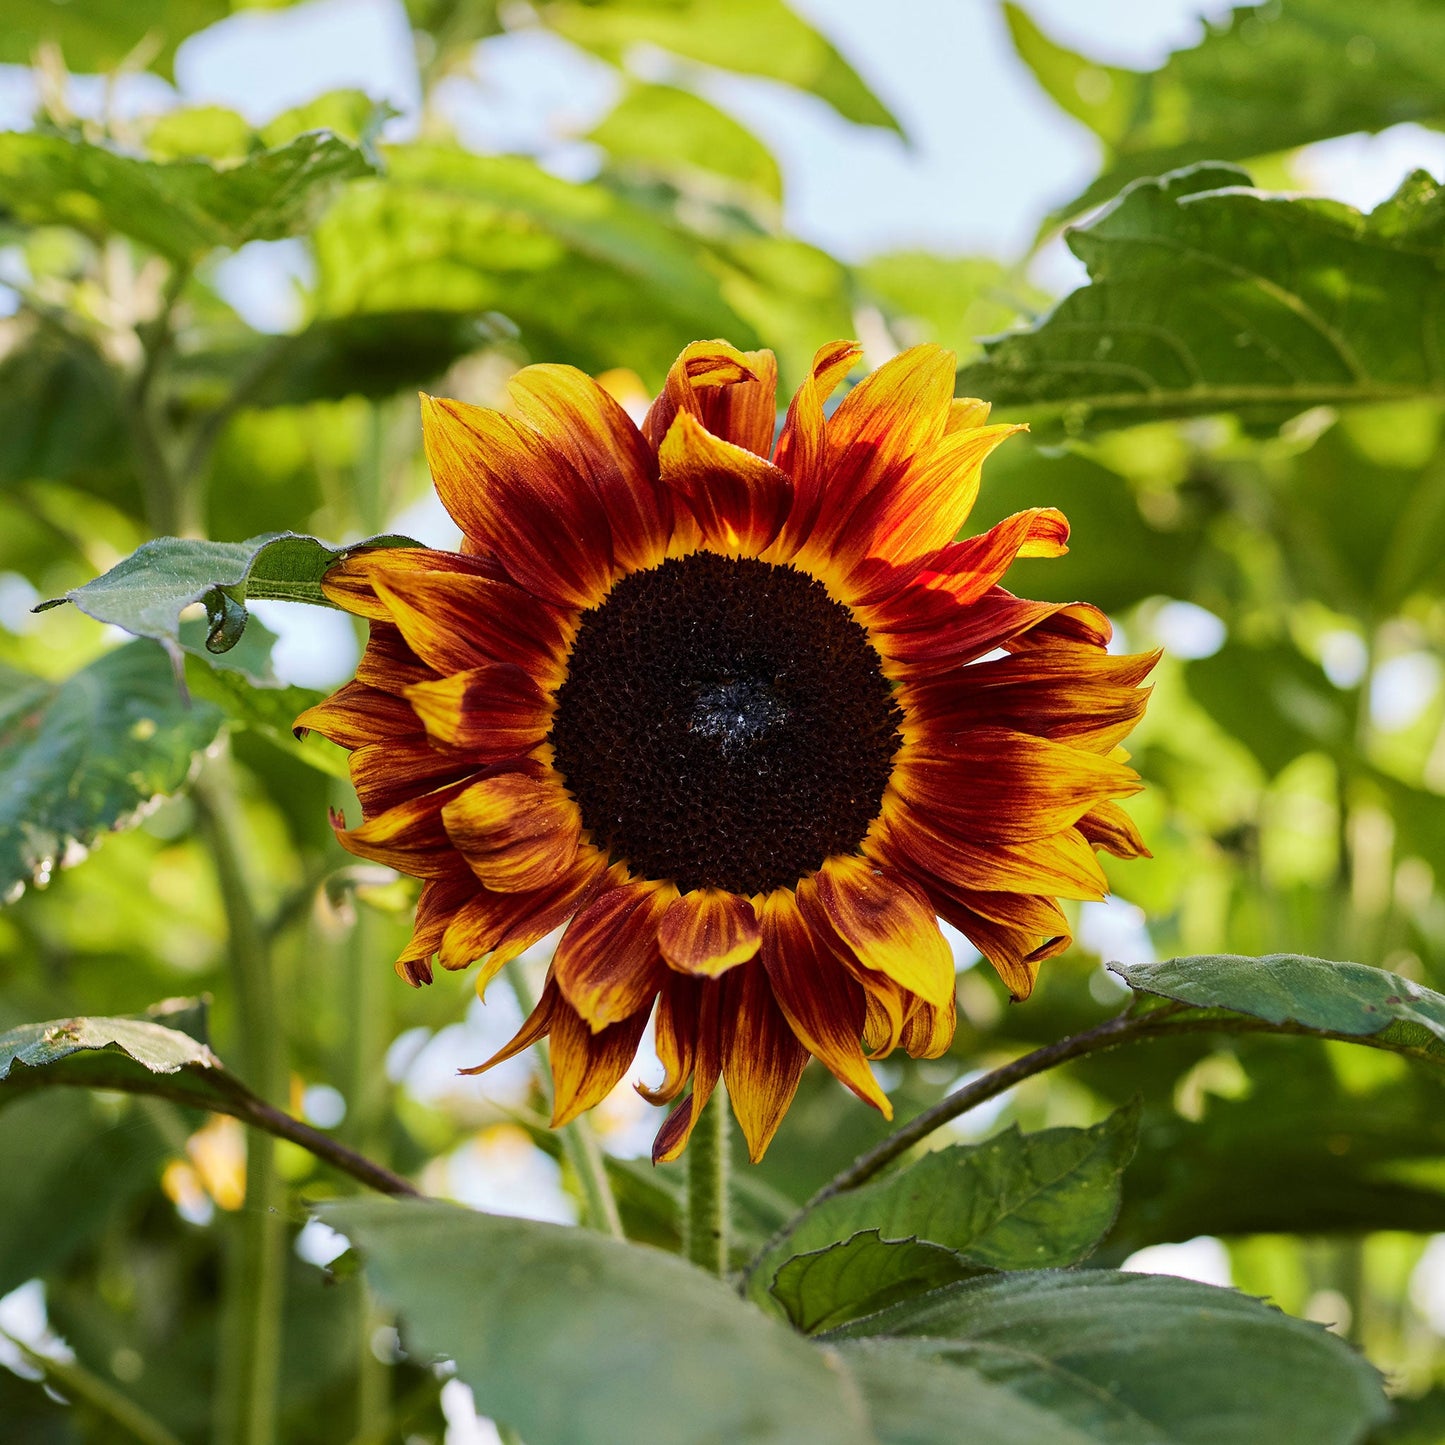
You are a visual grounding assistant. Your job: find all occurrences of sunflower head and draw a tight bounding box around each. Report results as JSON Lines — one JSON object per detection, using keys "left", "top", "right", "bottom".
{"left": 297, "top": 339, "right": 1156, "bottom": 1162}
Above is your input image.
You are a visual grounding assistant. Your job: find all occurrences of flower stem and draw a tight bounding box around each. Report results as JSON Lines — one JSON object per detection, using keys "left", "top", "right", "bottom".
{"left": 503, "top": 963, "right": 624, "bottom": 1238}
{"left": 194, "top": 764, "right": 287, "bottom": 1445}
{"left": 684, "top": 1088, "right": 730, "bottom": 1277}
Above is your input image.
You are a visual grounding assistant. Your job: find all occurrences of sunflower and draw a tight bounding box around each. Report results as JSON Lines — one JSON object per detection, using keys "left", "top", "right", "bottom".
{"left": 297, "top": 339, "right": 1155, "bottom": 1163}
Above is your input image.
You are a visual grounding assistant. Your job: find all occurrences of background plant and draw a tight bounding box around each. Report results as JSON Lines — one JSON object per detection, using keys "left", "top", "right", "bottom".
{"left": 5, "top": 2, "right": 1445, "bottom": 1442}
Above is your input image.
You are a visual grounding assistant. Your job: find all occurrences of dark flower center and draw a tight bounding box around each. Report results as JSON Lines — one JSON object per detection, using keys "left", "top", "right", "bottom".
{"left": 548, "top": 553, "right": 901, "bottom": 895}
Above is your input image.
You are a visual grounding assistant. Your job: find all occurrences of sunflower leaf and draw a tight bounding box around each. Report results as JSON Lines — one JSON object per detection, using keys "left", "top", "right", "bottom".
{"left": 324, "top": 1198, "right": 878, "bottom": 1445}
{"left": 748, "top": 1106, "right": 1138, "bottom": 1306}
{"left": 0, "top": 126, "right": 377, "bottom": 262}
{"left": 36, "top": 531, "right": 417, "bottom": 666}
{"left": 957, "top": 165, "right": 1445, "bottom": 435}
{"left": 828, "top": 1271, "right": 1389, "bottom": 1445}
{"left": 1111, "top": 954, "right": 1445, "bottom": 1064}
{"left": 769, "top": 1230, "right": 986, "bottom": 1335}
{"left": 0, "top": 642, "right": 223, "bottom": 900}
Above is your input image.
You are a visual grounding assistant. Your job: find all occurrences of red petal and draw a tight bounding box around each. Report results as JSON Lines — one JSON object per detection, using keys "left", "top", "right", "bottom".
{"left": 404, "top": 663, "right": 551, "bottom": 760}
{"left": 720, "top": 961, "right": 809, "bottom": 1161}
{"left": 554, "top": 879, "right": 674, "bottom": 1031}
{"left": 658, "top": 888, "right": 762, "bottom": 977}
{"left": 442, "top": 771, "right": 582, "bottom": 892}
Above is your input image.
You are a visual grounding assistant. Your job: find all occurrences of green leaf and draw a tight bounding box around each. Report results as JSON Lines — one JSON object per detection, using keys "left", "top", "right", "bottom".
{"left": 37, "top": 531, "right": 416, "bottom": 663}
{"left": 1112, "top": 953, "right": 1445, "bottom": 1064}
{"left": 0, "top": 1004, "right": 218, "bottom": 1085}
{"left": 324, "top": 1198, "right": 876, "bottom": 1445}
{"left": 542, "top": 0, "right": 901, "bottom": 133}
{"left": 770, "top": 1231, "right": 983, "bottom": 1335}
{"left": 957, "top": 165, "right": 1445, "bottom": 435}
{"left": 588, "top": 83, "right": 783, "bottom": 202}
{"left": 1009, "top": 0, "right": 1445, "bottom": 224}
{"left": 0, "top": 643, "right": 223, "bottom": 900}
{"left": 0, "top": 0, "right": 227, "bottom": 79}
{"left": 750, "top": 1108, "right": 1137, "bottom": 1302}
{"left": 311, "top": 146, "right": 758, "bottom": 384}
{"left": 0, "top": 127, "right": 377, "bottom": 261}
{"left": 831, "top": 1271, "right": 1389, "bottom": 1445}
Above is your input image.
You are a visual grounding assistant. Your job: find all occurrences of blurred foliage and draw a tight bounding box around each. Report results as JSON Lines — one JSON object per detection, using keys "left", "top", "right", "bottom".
{"left": 3, "top": 0, "right": 1445, "bottom": 1440}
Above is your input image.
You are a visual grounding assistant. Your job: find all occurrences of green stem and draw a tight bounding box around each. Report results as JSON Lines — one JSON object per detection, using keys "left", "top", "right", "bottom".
{"left": 194, "top": 765, "right": 287, "bottom": 1445}
{"left": 684, "top": 1088, "right": 730, "bottom": 1277}
{"left": 503, "top": 964, "right": 624, "bottom": 1239}
{"left": 1, "top": 1327, "right": 186, "bottom": 1445}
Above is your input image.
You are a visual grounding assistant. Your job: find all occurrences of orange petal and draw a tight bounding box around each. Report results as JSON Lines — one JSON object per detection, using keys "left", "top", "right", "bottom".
{"left": 638, "top": 973, "right": 705, "bottom": 1106}
{"left": 658, "top": 411, "right": 793, "bottom": 557}
{"left": 349, "top": 737, "right": 478, "bottom": 816}
{"left": 331, "top": 779, "right": 474, "bottom": 879}
{"left": 802, "top": 856, "right": 955, "bottom": 1008}
{"left": 550, "top": 995, "right": 652, "bottom": 1127}
{"left": 394, "top": 871, "right": 477, "bottom": 986}
{"left": 1078, "top": 800, "right": 1152, "bottom": 859}
{"left": 719, "top": 961, "right": 809, "bottom": 1162}
{"left": 459, "top": 974, "right": 560, "bottom": 1076}
{"left": 420, "top": 394, "right": 614, "bottom": 608}
{"left": 900, "top": 992, "right": 956, "bottom": 1059}
{"left": 294, "top": 679, "right": 415, "bottom": 748}
{"left": 507, "top": 363, "right": 671, "bottom": 572}
{"left": 479, "top": 850, "right": 613, "bottom": 987}
{"left": 370, "top": 567, "right": 573, "bottom": 684}
{"left": 769, "top": 339, "right": 862, "bottom": 559}
{"left": 658, "top": 888, "right": 762, "bottom": 977}
{"left": 933, "top": 890, "right": 1072, "bottom": 1002}
{"left": 554, "top": 879, "right": 675, "bottom": 1031}
{"left": 322, "top": 547, "right": 501, "bottom": 622}
{"left": 758, "top": 889, "right": 891, "bottom": 1115}
{"left": 651, "top": 985, "right": 723, "bottom": 1164}
{"left": 913, "top": 508, "right": 1071, "bottom": 612}
{"left": 641, "top": 340, "right": 761, "bottom": 451}
{"left": 404, "top": 664, "right": 551, "bottom": 760}
{"left": 892, "top": 727, "right": 1142, "bottom": 845}
{"left": 442, "top": 771, "right": 582, "bottom": 892}
{"left": 354, "top": 621, "right": 432, "bottom": 694}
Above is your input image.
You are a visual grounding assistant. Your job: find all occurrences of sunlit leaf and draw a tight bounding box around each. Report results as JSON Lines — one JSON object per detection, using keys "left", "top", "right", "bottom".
{"left": 0, "top": 0, "right": 228, "bottom": 79}
{"left": 37, "top": 531, "right": 416, "bottom": 662}
{"left": 542, "top": 0, "right": 901, "bottom": 132}
{"left": 326, "top": 1199, "right": 877, "bottom": 1445}
{"left": 0, "top": 127, "right": 377, "bottom": 261}
{"left": 958, "top": 166, "right": 1445, "bottom": 435}
{"left": 750, "top": 1108, "right": 1137, "bottom": 1303}
{"left": 832, "top": 1271, "right": 1389, "bottom": 1445}
{"left": 0, "top": 643, "right": 223, "bottom": 899}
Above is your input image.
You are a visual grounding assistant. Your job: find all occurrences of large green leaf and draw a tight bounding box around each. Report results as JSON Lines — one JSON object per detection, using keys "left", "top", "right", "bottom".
{"left": 37, "top": 531, "right": 416, "bottom": 663}
{"left": 541, "top": 0, "right": 900, "bottom": 132}
{"left": 0, "top": 0, "right": 228, "bottom": 78}
{"left": 0, "top": 1003, "right": 218, "bottom": 1088}
{"left": 1006, "top": 0, "right": 1445, "bottom": 223}
{"left": 311, "top": 146, "right": 758, "bottom": 384}
{"left": 325, "top": 1198, "right": 876, "bottom": 1445}
{"left": 0, "top": 127, "right": 377, "bottom": 261}
{"left": 1112, "top": 953, "right": 1445, "bottom": 1063}
{"left": 749, "top": 1108, "right": 1137, "bottom": 1302}
{"left": 957, "top": 165, "right": 1445, "bottom": 435}
{"left": 0, "top": 643, "right": 222, "bottom": 899}
{"left": 831, "top": 1271, "right": 1389, "bottom": 1445}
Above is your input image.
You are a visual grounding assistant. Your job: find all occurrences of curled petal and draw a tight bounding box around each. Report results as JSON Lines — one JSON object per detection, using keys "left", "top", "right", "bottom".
{"left": 550, "top": 997, "right": 652, "bottom": 1127}
{"left": 554, "top": 879, "right": 675, "bottom": 1031}
{"left": 331, "top": 780, "right": 473, "bottom": 878}
{"left": 658, "top": 411, "right": 793, "bottom": 557}
{"left": 459, "top": 974, "right": 560, "bottom": 1076}
{"left": 933, "top": 889, "right": 1073, "bottom": 1002}
{"left": 801, "top": 856, "right": 955, "bottom": 1009}
{"left": 1079, "top": 800, "right": 1152, "bottom": 859}
{"left": 720, "top": 961, "right": 809, "bottom": 1162}
{"left": 945, "top": 397, "right": 992, "bottom": 432}
{"left": 641, "top": 340, "right": 759, "bottom": 451}
{"left": 659, "top": 888, "right": 762, "bottom": 977}
{"left": 639, "top": 973, "right": 704, "bottom": 1106}
{"left": 420, "top": 394, "right": 614, "bottom": 608}
{"left": 912, "top": 508, "right": 1071, "bottom": 612}
{"left": 759, "top": 889, "right": 892, "bottom": 1115}
{"left": 442, "top": 772, "right": 582, "bottom": 892}
{"left": 652, "top": 987, "right": 723, "bottom": 1163}
{"left": 394, "top": 871, "right": 477, "bottom": 986}
{"left": 294, "top": 680, "right": 414, "bottom": 747}
{"left": 404, "top": 664, "right": 551, "bottom": 759}
{"left": 900, "top": 992, "right": 956, "bottom": 1059}
{"left": 507, "top": 364, "right": 670, "bottom": 571}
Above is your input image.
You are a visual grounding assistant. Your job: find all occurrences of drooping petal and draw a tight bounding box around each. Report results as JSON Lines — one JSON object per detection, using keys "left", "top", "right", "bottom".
{"left": 900, "top": 991, "right": 956, "bottom": 1059}
{"left": 758, "top": 889, "right": 891, "bottom": 1114}
{"left": 459, "top": 974, "right": 560, "bottom": 1075}
{"left": 658, "top": 888, "right": 762, "bottom": 977}
{"left": 420, "top": 394, "right": 614, "bottom": 608}
{"left": 769, "top": 339, "right": 862, "bottom": 559}
{"left": 477, "top": 851, "right": 612, "bottom": 988}
{"left": 891, "top": 727, "right": 1142, "bottom": 845}
{"left": 506, "top": 363, "right": 671, "bottom": 572}
{"left": 652, "top": 987, "right": 723, "bottom": 1164}
{"left": 658, "top": 411, "right": 793, "bottom": 557}
{"left": 331, "top": 779, "right": 475, "bottom": 878}
{"left": 550, "top": 996, "right": 653, "bottom": 1127}
{"left": 1078, "top": 800, "right": 1152, "bottom": 859}
{"left": 799, "top": 856, "right": 955, "bottom": 1009}
{"left": 720, "top": 961, "right": 809, "bottom": 1161}
{"left": 294, "top": 680, "right": 415, "bottom": 748}
{"left": 554, "top": 878, "right": 676, "bottom": 1031}
{"left": 442, "top": 771, "right": 582, "bottom": 892}
{"left": 638, "top": 973, "right": 704, "bottom": 1106}
{"left": 931, "top": 888, "right": 1073, "bottom": 1002}
{"left": 394, "top": 870, "right": 478, "bottom": 986}
{"left": 404, "top": 664, "right": 551, "bottom": 759}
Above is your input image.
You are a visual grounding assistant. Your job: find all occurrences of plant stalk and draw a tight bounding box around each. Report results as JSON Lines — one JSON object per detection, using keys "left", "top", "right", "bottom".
{"left": 684, "top": 1088, "right": 730, "bottom": 1277}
